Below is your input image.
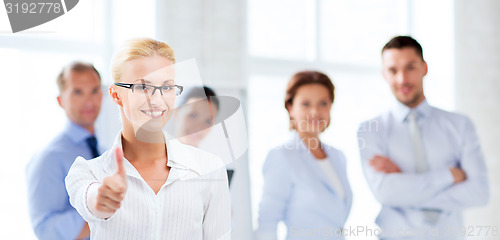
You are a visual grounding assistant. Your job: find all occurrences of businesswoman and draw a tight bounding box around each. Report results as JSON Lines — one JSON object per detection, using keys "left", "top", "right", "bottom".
{"left": 65, "top": 38, "right": 230, "bottom": 240}
{"left": 174, "top": 86, "right": 237, "bottom": 186}
{"left": 175, "top": 86, "right": 219, "bottom": 147}
{"left": 255, "top": 71, "right": 352, "bottom": 240}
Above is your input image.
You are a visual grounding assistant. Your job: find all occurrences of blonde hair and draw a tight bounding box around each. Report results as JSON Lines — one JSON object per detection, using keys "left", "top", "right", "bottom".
{"left": 111, "top": 38, "right": 176, "bottom": 82}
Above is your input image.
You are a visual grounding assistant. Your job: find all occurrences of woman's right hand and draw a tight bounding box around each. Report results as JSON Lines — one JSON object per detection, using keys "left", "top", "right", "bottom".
{"left": 88, "top": 147, "right": 127, "bottom": 218}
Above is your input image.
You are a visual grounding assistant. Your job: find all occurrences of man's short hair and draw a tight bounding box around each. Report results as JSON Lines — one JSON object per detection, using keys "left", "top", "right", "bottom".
{"left": 56, "top": 61, "right": 101, "bottom": 94}
{"left": 382, "top": 36, "right": 424, "bottom": 61}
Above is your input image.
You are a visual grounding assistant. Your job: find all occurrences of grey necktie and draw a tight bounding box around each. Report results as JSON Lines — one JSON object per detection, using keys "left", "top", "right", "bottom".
{"left": 407, "top": 111, "right": 441, "bottom": 224}
{"left": 408, "top": 111, "right": 427, "bottom": 173}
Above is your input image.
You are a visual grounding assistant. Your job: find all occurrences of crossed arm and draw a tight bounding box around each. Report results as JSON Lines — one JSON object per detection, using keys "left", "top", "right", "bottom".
{"left": 369, "top": 154, "right": 466, "bottom": 183}
{"left": 358, "top": 119, "right": 489, "bottom": 211}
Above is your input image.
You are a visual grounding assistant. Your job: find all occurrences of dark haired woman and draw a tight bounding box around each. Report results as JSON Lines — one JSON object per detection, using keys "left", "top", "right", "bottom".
{"left": 256, "top": 71, "right": 352, "bottom": 240}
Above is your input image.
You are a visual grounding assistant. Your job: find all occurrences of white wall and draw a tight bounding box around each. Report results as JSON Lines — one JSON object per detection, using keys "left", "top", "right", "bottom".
{"left": 455, "top": 0, "right": 500, "bottom": 238}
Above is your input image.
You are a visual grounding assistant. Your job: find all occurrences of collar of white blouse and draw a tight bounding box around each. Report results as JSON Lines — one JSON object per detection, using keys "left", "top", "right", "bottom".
{"left": 102, "top": 131, "right": 205, "bottom": 183}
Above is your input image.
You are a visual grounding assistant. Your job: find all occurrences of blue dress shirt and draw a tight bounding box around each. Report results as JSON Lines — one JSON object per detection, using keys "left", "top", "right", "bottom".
{"left": 256, "top": 130, "right": 353, "bottom": 240}
{"left": 26, "top": 121, "right": 103, "bottom": 240}
{"left": 357, "top": 100, "right": 489, "bottom": 240}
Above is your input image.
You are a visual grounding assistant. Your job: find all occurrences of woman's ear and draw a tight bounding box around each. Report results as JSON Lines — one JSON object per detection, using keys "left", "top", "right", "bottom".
{"left": 285, "top": 102, "right": 291, "bottom": 113}
{"left": 109, "top": 85, "right": 123, "bottom": 107}
{"left": 285, "top": 102, "right": 295, "bottom": 117}
{"left": 285, "top": 102, "right": 295, "bottom": 130}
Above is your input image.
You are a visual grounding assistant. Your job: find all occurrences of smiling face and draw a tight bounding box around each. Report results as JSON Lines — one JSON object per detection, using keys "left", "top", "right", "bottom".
{"left": 382, "top": 47, "right": 428, "bottom": 108}
{"left": 57, "top": 69, "right": 102, "bottom": 133}
{"left": 111, "top": 55, "right": 175, "bottom": 134}
{"left": 287, "top": 83, "right": 332, "bottom": 137}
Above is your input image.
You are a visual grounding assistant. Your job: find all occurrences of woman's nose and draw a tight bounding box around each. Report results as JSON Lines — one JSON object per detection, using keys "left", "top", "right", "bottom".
{"left": 310, "top": 107, "right": 318, "bottom": 115}
{"left": 144, "top": 89, "right": 164, "bottom": 106}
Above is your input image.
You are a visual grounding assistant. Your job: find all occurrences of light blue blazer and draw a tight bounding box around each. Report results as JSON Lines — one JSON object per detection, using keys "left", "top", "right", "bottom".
{"left": 256, "top": 131, "right": 353, "bottom": 240}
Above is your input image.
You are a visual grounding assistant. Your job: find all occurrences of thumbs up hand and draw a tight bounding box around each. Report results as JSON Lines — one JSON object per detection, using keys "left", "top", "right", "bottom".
{"left": 88, "top": 147, "right": 127, "bottom": 219}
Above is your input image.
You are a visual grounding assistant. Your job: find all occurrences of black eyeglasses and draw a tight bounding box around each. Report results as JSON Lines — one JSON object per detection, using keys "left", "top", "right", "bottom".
{"left": 114, "top": 83, "right": 183, "bottom": 96}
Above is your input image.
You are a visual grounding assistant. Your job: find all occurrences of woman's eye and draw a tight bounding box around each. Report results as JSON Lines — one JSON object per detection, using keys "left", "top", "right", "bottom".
{"left": 302, "top": 102, "right": 310, "bottom": 107}
{"left": 133, "top": 85, "right": 146, "bottom": 91}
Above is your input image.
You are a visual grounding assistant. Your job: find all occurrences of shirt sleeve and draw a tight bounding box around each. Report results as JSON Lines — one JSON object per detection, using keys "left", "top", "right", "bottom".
{"left": 26, "top": 154, "right": 86, "bottom": 240}
{"left": 255, "top": 149, "right": 293, "bottom": 240}
{"left": 202, "top": 166, "right": 232, "bottom": 240}
{"left": 65, "top": 156, "right": 110, "bottom": 223}
{"left": 416, "top": 117, "right": 490, "bottom": 211}
{"left": 357, "top": 122, "right": 455, "bottom": 207}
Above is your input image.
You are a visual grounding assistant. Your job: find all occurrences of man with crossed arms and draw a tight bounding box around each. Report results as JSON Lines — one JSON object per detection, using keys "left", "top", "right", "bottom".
{"left": 358, "top": 36, "right": 489, "bottom": 240}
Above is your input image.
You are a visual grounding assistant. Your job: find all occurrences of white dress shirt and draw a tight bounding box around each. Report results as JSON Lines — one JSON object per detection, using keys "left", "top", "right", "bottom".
{"left": 65, "top": 131, "right": 231, "bottom": 240}
{"left": 358, "top": 100, "right": 489, "bottom": 240}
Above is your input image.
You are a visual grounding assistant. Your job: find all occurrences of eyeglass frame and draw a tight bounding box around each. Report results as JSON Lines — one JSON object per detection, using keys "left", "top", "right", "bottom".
{"left": 114, "top": 82, "right": 184, "bottom": 96}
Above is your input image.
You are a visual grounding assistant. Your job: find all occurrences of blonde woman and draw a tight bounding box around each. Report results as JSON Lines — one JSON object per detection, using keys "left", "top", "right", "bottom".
{"left": 65, "top": 38, "right": 230, "bottom": 239}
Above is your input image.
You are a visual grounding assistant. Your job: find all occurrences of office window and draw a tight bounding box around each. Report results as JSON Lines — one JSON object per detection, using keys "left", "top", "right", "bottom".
{"left": 319, "top": 0, "right": 407, "bottom": 65}
{"left": 248, "top": 0, "right": 316, "bottom": 61}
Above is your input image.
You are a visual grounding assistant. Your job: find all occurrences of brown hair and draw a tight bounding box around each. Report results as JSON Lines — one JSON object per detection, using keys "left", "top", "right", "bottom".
{"left": 285, "top": 70, "right": 335, "bottom": 108}
{"left": 56, "top": 61, "right": 101, "bottom": 94}
{"left": 382, "top": 35, "right": 424, "bottom": 61}
{"left": 284, "top": 71, "right": 335, "bottom": 129}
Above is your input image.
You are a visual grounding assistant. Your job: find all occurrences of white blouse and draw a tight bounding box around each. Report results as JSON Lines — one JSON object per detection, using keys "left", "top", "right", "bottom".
{"left": 65, "top": 131, "right": 231, "bottom": 240}
{"left": 316, "top": 158, "right": 345, "bottom": 200}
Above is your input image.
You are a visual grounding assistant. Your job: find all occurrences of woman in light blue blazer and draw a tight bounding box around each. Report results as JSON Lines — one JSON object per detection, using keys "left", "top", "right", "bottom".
{"left": 256, "top": 71, "right": 352, "bottom": 240}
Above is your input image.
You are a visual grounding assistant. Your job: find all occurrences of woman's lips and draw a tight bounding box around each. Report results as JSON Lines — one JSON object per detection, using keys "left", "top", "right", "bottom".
{"left": 141, "top": 109, "right": 166, "bottom": 119}
{"left": 308, "top": 119, "right": 323, "bottom": 124}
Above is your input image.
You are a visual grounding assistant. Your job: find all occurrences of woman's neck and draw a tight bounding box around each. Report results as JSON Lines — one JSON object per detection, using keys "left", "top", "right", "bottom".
{"left": 121, "top": 124, "right": 167, "bottom": 164}
{"left": 297, "top": 130, "right": 326, "bottom": 159}
{"left": 297, "top": 131, "right": 321, "bottom": 148}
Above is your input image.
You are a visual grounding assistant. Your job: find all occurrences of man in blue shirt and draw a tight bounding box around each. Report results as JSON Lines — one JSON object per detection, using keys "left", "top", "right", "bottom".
{"left": 26, "top": 62, "right": 103, "bottom": 240}
{"left": 358, "top": 36, "right": 489, "bottom": 240}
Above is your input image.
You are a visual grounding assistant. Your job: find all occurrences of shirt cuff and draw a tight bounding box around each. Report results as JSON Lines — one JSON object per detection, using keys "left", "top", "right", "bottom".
{"left": 430, "top": 168, "right": 454, "bottom": 190}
